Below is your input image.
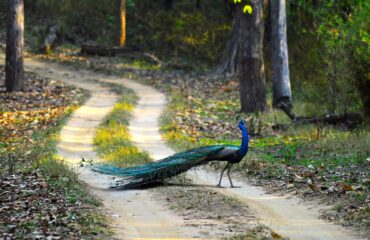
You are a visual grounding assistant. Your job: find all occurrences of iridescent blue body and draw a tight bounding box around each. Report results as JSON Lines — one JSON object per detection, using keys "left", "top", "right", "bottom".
{"left": 91, "top": 120, "right": 249, "bottom": 188}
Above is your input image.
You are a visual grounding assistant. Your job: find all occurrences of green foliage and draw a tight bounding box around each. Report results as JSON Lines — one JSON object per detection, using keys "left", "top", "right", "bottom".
{"left": 24, "top": 0, "right": 116, "bottom": 44}
{"left": 128, "top": 0, "right": 231, "bottom": 64}
{"left": 126, "top": 0, "right": 135, "bottom": 9}
{"left": 287, "top": 1, "right": 369, "bottom": 115}
{"left": 18, "top": 0, "right": 233, "bottom": 64}
{"left": 9, "top": 0, "right": 367, "bottom": 117}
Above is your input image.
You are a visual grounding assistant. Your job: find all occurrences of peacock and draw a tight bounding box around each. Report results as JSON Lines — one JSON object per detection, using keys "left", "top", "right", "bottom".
{"left": 91, "top": 119, "right": 249, "bottom": 189}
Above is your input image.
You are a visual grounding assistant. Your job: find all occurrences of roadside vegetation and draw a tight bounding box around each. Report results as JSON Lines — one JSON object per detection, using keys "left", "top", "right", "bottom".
{"left": 93, "top": 82, "right": 150, "bottom": 167}
{"left": 0, "top": 68, "right": 111, "bottom": 239}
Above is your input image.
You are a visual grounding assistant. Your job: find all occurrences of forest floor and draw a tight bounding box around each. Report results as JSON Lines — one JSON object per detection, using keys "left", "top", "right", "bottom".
{"left": 0, "top": 46, "right": 368, "bottom": 239}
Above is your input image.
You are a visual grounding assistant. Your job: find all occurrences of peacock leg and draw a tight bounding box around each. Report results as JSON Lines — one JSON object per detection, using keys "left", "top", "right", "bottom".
{"left": 226, "top": 163, "right": 234, "bottom": 187}
{"left": 217, "top": 162, "right": 230, "bottom": 187}
{"left": 227, "top": 164, "right": 240, "bottom": 188}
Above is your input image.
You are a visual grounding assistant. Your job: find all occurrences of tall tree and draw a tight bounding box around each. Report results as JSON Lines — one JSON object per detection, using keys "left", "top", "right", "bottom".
{"left": 217, "top": 4, "right": 240, "bottom": 75}
{"left": 6, "top": 0, "right": 24, "bottom": 92}
{"left": 116, "top": 0, "right": 126, "bottom": 47}
{"left": 238, "top": 0, "right": 267, "bottom": 113}
{"left": 270, "top": 0, "right": 293, "bottom": 118}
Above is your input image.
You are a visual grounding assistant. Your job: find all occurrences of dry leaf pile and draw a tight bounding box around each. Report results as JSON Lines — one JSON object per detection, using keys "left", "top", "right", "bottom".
{"left": 0, "top": 173, "right": 100, "bottom": 239}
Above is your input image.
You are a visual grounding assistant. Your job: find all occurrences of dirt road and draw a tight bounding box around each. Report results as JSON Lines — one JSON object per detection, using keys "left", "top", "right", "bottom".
{"left": 0, "top": 52, "right": 363, "bottom": 239}
{"left": 15, "top": 57, "right": 193, "bottom": 239}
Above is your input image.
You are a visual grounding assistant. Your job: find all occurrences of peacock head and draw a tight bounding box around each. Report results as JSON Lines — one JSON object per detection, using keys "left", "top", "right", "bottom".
{"left": 238, "top": 119, "right": 247, "bottom": 131}
{"left": 236, "top": 115, "right": 248, "bottom": 133}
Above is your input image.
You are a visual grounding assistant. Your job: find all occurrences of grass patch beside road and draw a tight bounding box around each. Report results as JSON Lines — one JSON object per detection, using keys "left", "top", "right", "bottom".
{"left": 94, "top": 85, "right": 151, "bottom": 167}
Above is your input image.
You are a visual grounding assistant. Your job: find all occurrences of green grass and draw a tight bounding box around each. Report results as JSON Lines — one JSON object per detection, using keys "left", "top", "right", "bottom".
{"left": 94, "top": 86, "right": 151, "bottom": 167}
{"left": 161, "top": 88, "right": 370, "bottom": 181}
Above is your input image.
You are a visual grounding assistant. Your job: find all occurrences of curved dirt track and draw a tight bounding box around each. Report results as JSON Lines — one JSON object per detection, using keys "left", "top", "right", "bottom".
{"left": 16, "top": 57, "right": 193, "bottom": 239}
{"left": 1, "top": 52, "right": 363, "bottom": 239}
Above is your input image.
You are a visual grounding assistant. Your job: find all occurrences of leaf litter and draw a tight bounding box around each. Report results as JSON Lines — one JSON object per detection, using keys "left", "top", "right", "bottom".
{"left": 0, "top": 67, "right": 109, "bottom": 239}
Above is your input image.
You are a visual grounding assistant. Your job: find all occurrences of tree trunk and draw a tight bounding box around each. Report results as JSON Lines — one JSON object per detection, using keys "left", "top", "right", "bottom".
{"left": 116, "top": 0, "right": 126, "bottom": 47}
{"left": 358, "top": 78, "right": 370, "bottom": 120}
{"left": 6, "top": 0, "right": 24, "bottom": 92}
{"left": 165, "top": 0, "right": 174, "bottom": 10}
{"left": 196, "top": 0, "right": 201, "bottom": 10}
{"left": 270, "top": 0, "right": 292, "bottom": 112}
{"left": 216, "top": 6, "right": 241, "bottom": 75}
{"left": 354, "top": 62, "right": 370, "bottom": 120}
{"left": 238, "top": 1, "right": 267, "bottom": 113}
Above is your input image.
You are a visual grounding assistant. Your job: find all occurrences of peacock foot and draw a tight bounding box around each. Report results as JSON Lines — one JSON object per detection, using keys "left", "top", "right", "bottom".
{"left": 110, "top": 179, "right": 125, "bottom": 188}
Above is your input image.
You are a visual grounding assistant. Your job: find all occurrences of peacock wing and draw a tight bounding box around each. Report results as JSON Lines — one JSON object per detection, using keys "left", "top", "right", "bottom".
{"left": 212, "top": 145, "right": 239, "bottom": 159}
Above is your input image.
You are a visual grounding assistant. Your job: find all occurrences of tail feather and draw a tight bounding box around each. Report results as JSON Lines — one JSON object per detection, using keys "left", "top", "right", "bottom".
{"left": 91, "top": 145, "right": 225, "bottom": 188}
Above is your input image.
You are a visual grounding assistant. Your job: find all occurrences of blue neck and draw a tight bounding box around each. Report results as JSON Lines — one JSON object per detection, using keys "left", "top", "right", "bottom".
{"left": 237, "top": 125, "right": 249, "bottom": 157}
